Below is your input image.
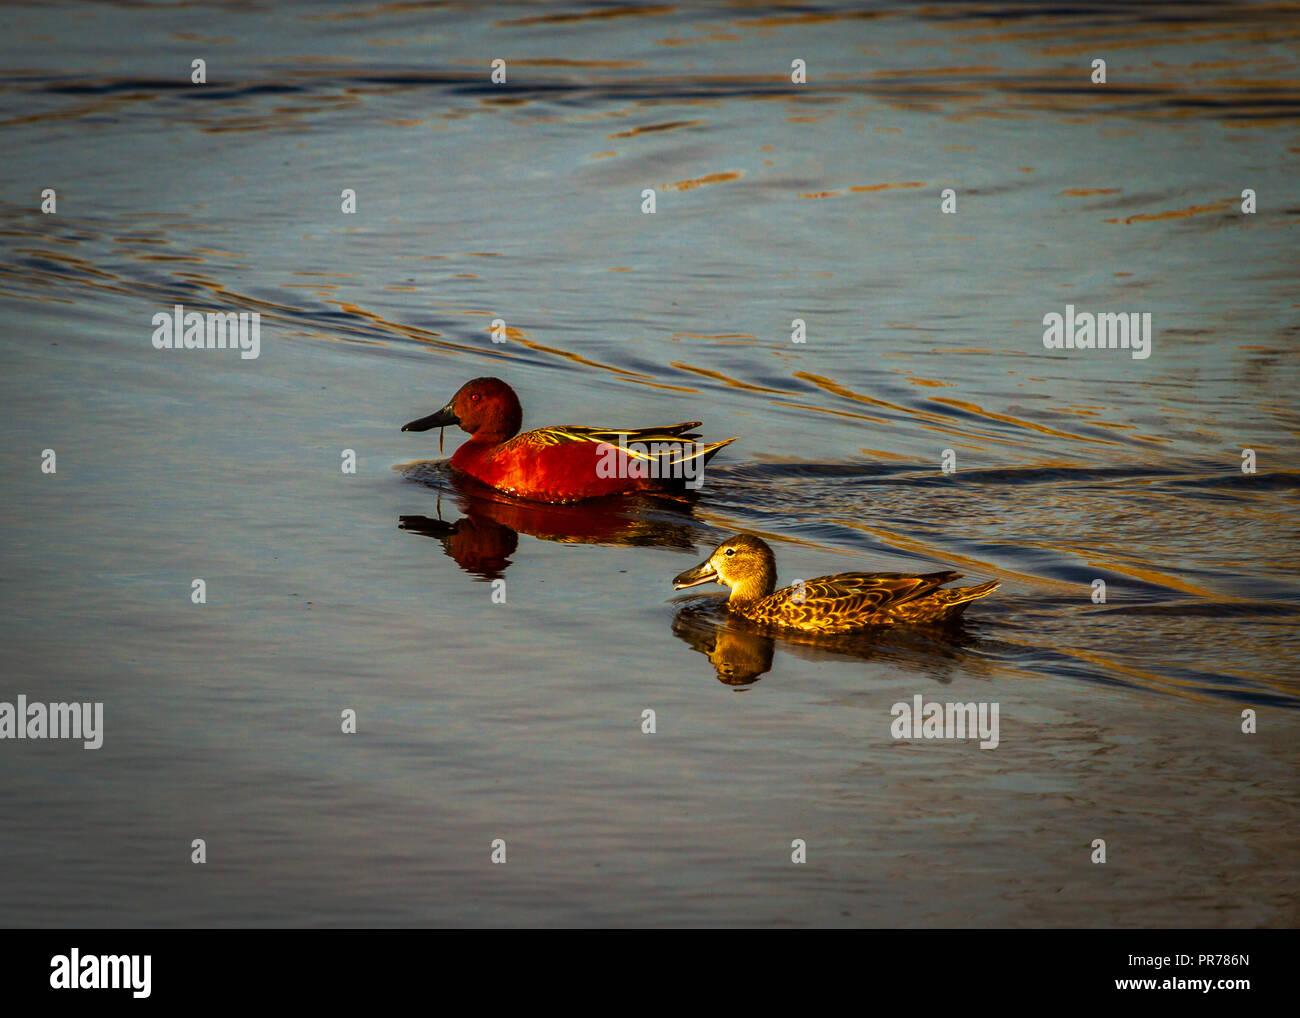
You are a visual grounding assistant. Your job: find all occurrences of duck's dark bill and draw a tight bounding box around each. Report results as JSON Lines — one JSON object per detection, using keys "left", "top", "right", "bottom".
{"left": 673, "top": 560, "right": 718, "bottom": 590}
{"left": 402, "top": 403, "right": 458, "bottom": 432}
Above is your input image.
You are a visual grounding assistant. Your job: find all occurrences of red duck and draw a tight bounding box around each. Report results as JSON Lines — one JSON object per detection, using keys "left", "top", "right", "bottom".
{"left": 402, "top": 377, "right": 737, "bottom": 503}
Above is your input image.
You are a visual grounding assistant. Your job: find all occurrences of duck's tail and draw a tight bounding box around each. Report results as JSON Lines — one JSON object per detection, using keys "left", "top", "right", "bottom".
{"left": 606, "top": 427, "right": 736, "bottom": 475}
{"left": 650, "top": 437, "right": 737, "bottom": 493}
{"left": 665, "top": 436, "right": 737, "bottom": 468}
{"left": 933, "top": 578, "right": 1000, "bottom": 618}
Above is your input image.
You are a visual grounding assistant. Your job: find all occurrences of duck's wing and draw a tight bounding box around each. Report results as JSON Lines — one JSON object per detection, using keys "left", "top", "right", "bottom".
{"left": 785, "top": 570, "right": 964, "bottom": 615}
{"left": 525, "top": 423, "right": 701, "bottom": 447}
{"left": 518, "top": 423, "right": 736, "bottom": 463}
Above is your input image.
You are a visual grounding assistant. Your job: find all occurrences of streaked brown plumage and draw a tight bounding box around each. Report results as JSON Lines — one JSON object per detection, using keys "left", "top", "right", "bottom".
{"left": 672, "top": 534, "right": 999, "bottom": 632}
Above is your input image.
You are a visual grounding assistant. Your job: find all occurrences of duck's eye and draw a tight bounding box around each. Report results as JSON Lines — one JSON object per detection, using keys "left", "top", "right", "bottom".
{"left": 724, "top": 548, "right": 735, "bottom": 556}
{"left": 470, "top": 393, "right": 481, "bottom": 402}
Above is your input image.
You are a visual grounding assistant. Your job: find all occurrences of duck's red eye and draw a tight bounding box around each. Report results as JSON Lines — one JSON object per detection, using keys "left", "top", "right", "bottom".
{"left": 470, "top": 393, "right": 481, "bottom": 402}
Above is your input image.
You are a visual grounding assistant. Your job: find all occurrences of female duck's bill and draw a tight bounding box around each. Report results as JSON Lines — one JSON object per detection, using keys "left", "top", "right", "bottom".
{"left": 673, "top": 559, "right": 719, "bottom": 589}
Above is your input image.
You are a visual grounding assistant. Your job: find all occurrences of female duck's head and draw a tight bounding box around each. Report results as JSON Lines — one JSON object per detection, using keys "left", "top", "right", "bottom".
{"left": 673, "top": 534, "right": 777, "bottom": 603}
{"left": 403, "top": 377, "right": 523, "bottom": 444}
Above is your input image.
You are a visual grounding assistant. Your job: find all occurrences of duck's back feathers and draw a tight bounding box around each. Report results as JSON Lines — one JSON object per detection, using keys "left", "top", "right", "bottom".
{"left": 520, "top": 422, "right": 706, "bottom": 450}
{"left": 518, "top": 424, "right": 736, "bottom": 470}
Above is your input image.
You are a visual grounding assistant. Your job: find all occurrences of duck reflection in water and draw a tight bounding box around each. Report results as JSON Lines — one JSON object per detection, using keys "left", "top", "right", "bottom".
{"left": 671, "top": 598, "right": 987, "bottom": 688}
{"left": 398, "top": 461, "right": 702, "bottom": 580}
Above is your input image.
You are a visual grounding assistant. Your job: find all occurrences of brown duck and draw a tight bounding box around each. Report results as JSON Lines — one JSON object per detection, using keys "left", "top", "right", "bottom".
{"left": 672, "top": 534, "right": 999, "bottom": 633}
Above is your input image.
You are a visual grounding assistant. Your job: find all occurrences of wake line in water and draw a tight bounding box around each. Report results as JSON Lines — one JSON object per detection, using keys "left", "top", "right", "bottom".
{"left": 9, "top": 58, "right": 1298, "bottom": 125}
{"left": 710, "top": 459, "right": 1291, "bottom": 489}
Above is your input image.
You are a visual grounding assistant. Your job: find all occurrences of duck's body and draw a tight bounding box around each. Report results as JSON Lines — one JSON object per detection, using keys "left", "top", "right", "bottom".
{"left": 732, "top": 570, "right": 999, "bottom": 632}
{"left": 449, "top": 421, "right": 729, "bottom": 503}
{"left": 673, "top": 534, "right": 998, "bottom": 632}
{"left": 404, "top": 378, "right": 735, "bottom": 503}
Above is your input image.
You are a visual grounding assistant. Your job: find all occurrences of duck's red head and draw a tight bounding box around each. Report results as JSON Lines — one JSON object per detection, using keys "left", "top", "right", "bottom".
{"left": 402, "top": 377, "right": 523, "bottom": 443}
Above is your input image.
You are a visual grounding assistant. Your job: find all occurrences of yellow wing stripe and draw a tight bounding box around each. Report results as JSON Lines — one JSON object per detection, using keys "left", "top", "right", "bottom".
{"left": 522, "top": 423, "right": 735, "bottom": 463}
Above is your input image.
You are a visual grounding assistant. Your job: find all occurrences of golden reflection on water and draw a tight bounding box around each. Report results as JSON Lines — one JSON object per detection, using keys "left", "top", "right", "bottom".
{"left": 672, "top": 596, "right": 991, "bottom": 687}
{"left": 665, "top": 171, "right": 742, "bottom": 190}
